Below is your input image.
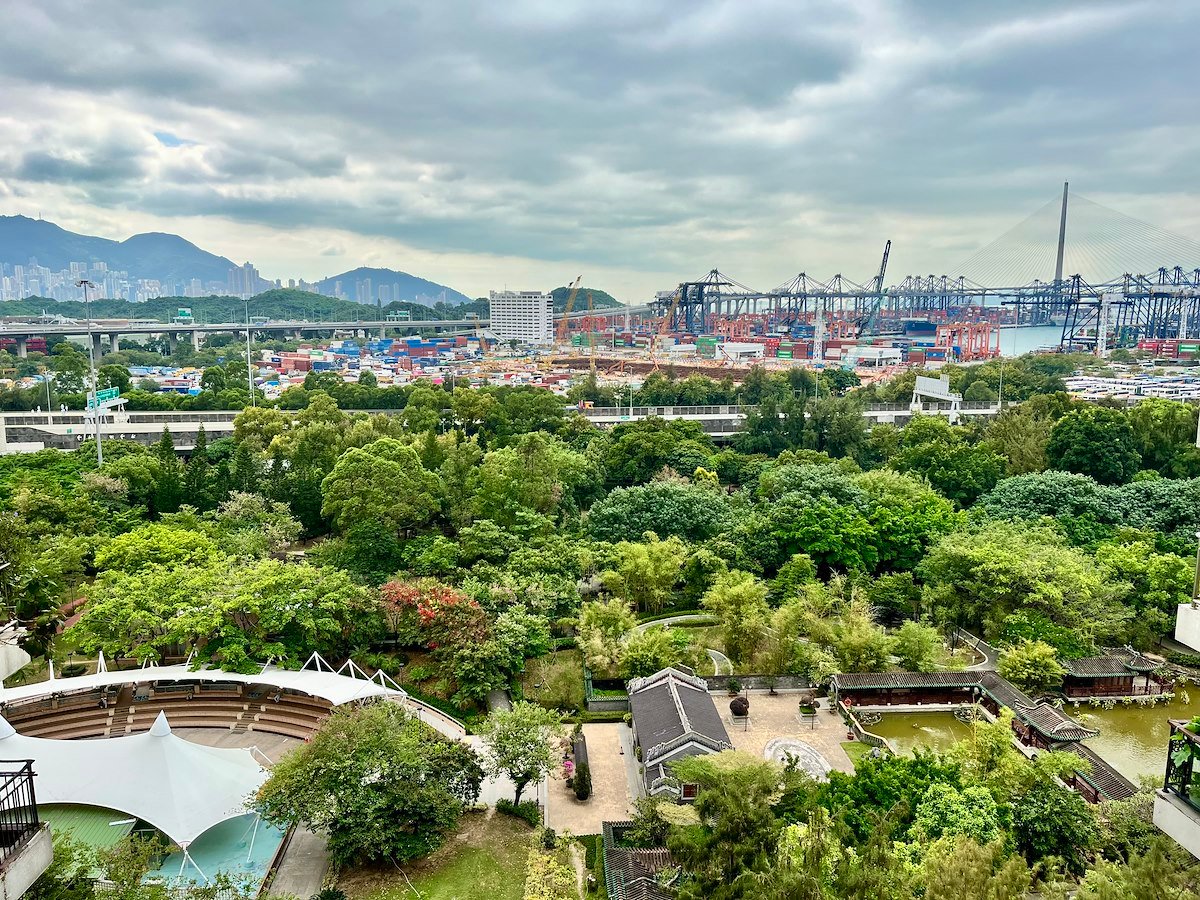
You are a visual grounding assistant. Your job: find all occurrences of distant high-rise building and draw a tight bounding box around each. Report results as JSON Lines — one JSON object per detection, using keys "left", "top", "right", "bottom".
{"left": 288, "top": 278, "right": 296, "bottom": 289}
{"left": 488, "top": 290, "right": 554, "bottom": 345}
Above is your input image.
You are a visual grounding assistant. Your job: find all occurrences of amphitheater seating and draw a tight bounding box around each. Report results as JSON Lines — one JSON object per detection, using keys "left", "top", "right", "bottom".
{"left": 3, "top": 683, "right": 336, "bottom": 741}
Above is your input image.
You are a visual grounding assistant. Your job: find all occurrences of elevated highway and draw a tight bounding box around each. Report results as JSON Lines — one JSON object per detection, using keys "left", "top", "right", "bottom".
{"left": 0, "top": 318, "right": 488, "bottom": 357}
{"left": 0, "top": 400, "right": 1006, "bottom": 453}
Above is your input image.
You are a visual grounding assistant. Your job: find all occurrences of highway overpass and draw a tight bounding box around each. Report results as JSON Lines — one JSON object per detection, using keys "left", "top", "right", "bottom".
{"left": 0, "top": 401, "right": 1006, "bottom": 454}
{"left": 0, "top": 318, "right": 488, "bottom": 356}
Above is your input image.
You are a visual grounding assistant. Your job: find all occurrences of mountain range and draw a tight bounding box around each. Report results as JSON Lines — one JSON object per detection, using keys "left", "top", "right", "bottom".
{"left": 312, "top": 267, "right": 472, "bottom": 306}
{"left": 0, "top": 215, "right": 472, "bottom": 306}
{"left": 0, "top": 215, "right": 237, "bottom": 284}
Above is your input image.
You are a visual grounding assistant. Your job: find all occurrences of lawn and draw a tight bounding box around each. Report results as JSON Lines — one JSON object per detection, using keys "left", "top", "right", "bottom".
{"left": 521, "top": 649, "right": 585, "bottom": 712}
{"left": 841, "top": 741, "right": 871, "bottom": 769}
{"left": 339, "top": 812, "right": 533, "bottom": 900}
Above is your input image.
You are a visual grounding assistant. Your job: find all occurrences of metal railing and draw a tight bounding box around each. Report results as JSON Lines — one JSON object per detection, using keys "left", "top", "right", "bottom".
{"left": 0, "top": 761, "right": 40, "bottom": 868}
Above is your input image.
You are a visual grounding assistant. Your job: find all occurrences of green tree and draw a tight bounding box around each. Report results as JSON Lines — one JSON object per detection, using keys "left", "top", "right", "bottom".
{"left": 1095, "top": 538, "right": 1191, "bottom": 646}
{"left": 1011, "top": 781, "right": 1097, "bottom": 872}
{"left": 997, "top": 640, "right": 1065, "bottom": 694}
{"left": 578, "top": 597, "right": 637, "bottom": 676}
{"left": 253, "top": 702, "right": 482, "bottom": 865}
{"left": 321, "top": 438, "right": 443, "bottom": 536}
{"left": 72, "top": 558, "right": 378, "bottom": 671}
{"left": 668, "top": 752, "right": 789, "bottom": 900}
{"left": 702, "top": 570, "right": 770, "bottom": 666}
{"left": 95, "top": 523, "right": 221, "bottom": 573}
{"left": 892, "top": 620, "right": 942, "bottom": 673}
{"left": 911, "top": 782, "right": 1003, "bottom": 845}
{"left": 855, "top": 469, "right": 960, "bottom": 571}
{"left": 601, "top": 534, "right": 685, "bottom": 614}
{"left": 1077, "top": 839, "right": 1200, "bottom": 899}
{"left": 918, "top": 521, "right": 1129, "bottom": 645}
{"left": 1126, "top": 398, "right": 1200, "bottom": 474}
{"left": 586, "top": 481, "right": 731, "bottom": 543}
{"left": 1047, "top": 407, "right": 1140, "bottom": 485}
{"left": 921, "top": 838, "right": 1032, "bottom": 900}
{"left": 477, "top": 701, "right": 566, "bottom": 804}
{"left": 983, "top": 406, "right": 1053, "bottom": 475}
{"left": 620, "top": 626, "right": 690, "bottom": 679}
{"left": 25, "top": 833, "right": 97, "bottom": 900}
{"left": 97, "top": 364, "right": 132, "bottom": 394}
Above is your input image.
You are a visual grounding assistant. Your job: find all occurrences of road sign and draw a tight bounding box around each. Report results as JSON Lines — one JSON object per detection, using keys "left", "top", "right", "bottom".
{"left": 86, "top": 388, "right": 119, "bottom": 409}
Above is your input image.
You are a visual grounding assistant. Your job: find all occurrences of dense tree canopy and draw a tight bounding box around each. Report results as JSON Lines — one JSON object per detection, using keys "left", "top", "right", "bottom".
{"left": 253, "top": 702, "right": 482, "bottom": 864}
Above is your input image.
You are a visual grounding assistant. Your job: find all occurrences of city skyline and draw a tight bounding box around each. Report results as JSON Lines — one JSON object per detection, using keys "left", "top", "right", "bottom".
{"left": 1, "top": 1, "right": 1199, "bottom": 301}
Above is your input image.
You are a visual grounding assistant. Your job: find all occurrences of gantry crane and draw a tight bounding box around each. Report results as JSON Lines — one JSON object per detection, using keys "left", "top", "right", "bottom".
{"left": 555, "top": 276, "right": 583, "bottom": 344}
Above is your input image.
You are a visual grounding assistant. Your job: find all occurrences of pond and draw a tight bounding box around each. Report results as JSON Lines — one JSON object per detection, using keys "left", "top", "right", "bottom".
{"left": 1076, "top": 690, "right": 1200, "bottom": 783}
{"left": 866, "top": 710, "right": 974, "bottom": 755}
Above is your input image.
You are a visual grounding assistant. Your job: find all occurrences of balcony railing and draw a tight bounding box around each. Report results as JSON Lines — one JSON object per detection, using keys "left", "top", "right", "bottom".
{"left": 1164, "top": 721, "right": 1200, "bottom": 811}
{"left": 0, "top": 761, "right": 40, "bottom": 869}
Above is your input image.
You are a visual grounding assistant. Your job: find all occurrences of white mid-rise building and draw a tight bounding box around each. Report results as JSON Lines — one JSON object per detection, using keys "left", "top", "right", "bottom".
{"left": 489, "top": 290, "right": 555, "bottom": 345}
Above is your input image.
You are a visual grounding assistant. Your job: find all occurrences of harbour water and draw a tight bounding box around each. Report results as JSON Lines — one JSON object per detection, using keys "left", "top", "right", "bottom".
{"left": 998, "top": 324, "right": 1063, "bottom": 357}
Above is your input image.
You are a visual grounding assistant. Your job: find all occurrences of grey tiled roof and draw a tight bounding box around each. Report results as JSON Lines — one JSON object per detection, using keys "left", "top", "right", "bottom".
{"left": 1064, "top": 648, "right": 1159, "bottom": 677}
{"left": 831, "top": 670, "right": 1098, "bottom": 742}
{"left": 629, "top": 668, "right": 731, "bottom": 788}
{"left": 1063, "top": 742, "right": 1139, "bottom": 800}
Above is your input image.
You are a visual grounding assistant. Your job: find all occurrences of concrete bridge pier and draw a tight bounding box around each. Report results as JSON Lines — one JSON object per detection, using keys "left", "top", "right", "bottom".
{"left": 14, "top": 337, "right": 27, "bottom": 359}
{"left": 167, "top": 333, "right": 179, "bottom": 354}
{"left": 191, "top": 331, "right": 201, "bottom": 351}
{"left": 108, "top": 333, "right": 120, "bottom": 353}
{"left": 91, "top": 333, "right": 104, "bottom": 359}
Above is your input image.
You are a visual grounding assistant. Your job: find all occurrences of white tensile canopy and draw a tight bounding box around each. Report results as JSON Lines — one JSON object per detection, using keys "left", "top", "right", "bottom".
{"left": 0, "top": 711, "right": 267, "bottom": 847}
{"left": 0, "top": 654, "right": 404, "bottom": 708}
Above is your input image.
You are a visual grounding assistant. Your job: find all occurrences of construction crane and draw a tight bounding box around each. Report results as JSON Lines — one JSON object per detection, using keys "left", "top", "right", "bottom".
{"left": 555, "top": 276, "right": 583, "bottom": 344}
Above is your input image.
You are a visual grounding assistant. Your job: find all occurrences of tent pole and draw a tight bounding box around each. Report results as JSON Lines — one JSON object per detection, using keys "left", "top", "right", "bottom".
{"left": 247, "top": 815, "right": 261, "bottom": 863}
{"left": 184, "top": 847, "right": 211, "bottom": 885}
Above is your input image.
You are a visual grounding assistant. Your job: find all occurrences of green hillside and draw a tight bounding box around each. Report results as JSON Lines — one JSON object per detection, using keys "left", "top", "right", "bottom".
{"left": 549, "top": 285, "right": 624, "bottom": 312}
{"left": 4, "top": 285, "right": 623, "bottom": 323}
{"left": 1, "top": 289, "right": 484, "bottom": 324}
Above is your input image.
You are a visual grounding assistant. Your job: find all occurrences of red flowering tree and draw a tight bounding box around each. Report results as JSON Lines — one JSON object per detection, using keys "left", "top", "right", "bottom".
{"left": 380, "top": 579, "right": 488, "bottom": 650}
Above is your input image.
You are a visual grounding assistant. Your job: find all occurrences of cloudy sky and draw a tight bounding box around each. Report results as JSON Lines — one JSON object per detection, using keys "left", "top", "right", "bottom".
{"left": 1, "top": 0, "right": 1198, "bottom": 301}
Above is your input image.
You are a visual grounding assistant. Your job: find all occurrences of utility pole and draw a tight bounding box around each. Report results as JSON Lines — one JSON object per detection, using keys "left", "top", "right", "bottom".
{"left": 1054, "top": 181, "right": 1069, "bottom": 287}
{"left": 75, "top": 279, "right": 102, "bottom": 465}
{"left": 244, "top": 299, "right": 256, "bottom": 407}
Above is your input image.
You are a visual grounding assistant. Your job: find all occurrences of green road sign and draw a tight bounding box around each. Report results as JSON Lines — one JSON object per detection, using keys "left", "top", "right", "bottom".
{"left": 96, "top": 387, "right": 119, "bottom": 402}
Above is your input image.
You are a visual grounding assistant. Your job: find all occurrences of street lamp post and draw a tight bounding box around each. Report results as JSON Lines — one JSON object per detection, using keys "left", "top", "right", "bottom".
{"left": 244, "top": 299, "right": 256, "bottom": 407}
{"left": 75, "top": 279, "right": 103, "bottom": 465}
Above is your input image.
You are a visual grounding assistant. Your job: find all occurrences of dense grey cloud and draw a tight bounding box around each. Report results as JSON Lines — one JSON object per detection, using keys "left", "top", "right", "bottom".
{"left": 0, "top": 0, "right": 1196, "bottom": 298}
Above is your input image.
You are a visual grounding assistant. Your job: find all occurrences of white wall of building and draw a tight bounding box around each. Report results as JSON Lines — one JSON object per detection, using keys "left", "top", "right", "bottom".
{"left": 1154, "top": 791, "right": 1200, "bottom": 860}
{"left": 1176, "top": 604, "right": 1200, "bottom": 653}
{"left": 489, "top": 291, "right": 554, "bottom": 345}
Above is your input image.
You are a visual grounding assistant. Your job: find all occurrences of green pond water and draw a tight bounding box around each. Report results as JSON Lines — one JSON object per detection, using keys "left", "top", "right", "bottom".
{"left": 867, "top": 711, "right": 974, "bottom": 755}
{"left": 863, "top": 693, "right": 1200, "bottom": 782}
{"left": 1075, "top": 691, "right": 1200, "bottom": 783}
